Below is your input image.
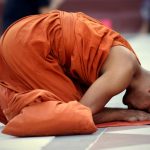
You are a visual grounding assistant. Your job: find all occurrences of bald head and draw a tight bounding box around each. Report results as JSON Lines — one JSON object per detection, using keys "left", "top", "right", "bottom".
{"left": 123, "top": 68, "right": 150, "bottom": 112}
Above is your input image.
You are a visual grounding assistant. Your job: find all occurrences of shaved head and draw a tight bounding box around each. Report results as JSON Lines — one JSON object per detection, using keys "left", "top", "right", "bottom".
{"left": 123, "top": 68, "right": 150, "bottom": 112}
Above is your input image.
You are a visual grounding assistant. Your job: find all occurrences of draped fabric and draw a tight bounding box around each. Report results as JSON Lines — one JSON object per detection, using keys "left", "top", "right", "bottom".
{"left": 0, "top": 10, "right": 137, "bottom": 136}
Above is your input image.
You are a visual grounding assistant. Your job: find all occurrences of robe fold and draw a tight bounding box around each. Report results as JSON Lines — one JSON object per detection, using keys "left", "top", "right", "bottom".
{"left": 0, "top": 10, "right": 139, "bottom": 136}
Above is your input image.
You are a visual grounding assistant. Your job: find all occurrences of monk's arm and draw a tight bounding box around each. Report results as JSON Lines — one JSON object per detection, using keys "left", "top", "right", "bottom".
{"left": 80, "top": 46, "right": 136, "bottom": 115}
{"left": 80, "top": 46, "right": 146, "bottom": 123}
{"left": 80, "top": 65, "right": 134, "bottom": 115}
{"left": 80, "top": 68, "right": 150, "bottom": 123}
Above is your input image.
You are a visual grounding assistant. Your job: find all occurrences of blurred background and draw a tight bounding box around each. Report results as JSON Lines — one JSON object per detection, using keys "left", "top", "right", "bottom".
{"left": 0, "top": 0, "right": 150, "bottom": 35}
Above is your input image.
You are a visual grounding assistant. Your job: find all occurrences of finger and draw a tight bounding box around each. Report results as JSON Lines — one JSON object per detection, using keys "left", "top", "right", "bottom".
{"left": 127, "top": 116, "right": 138, "bottom": 122}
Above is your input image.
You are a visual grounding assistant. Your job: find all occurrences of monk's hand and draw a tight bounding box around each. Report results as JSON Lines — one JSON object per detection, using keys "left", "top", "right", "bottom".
{"left": 93, "top": 108, "right": 150, "bottom": 124}
{"left": 123, "top": 109, "right": 150, "bottom": 122}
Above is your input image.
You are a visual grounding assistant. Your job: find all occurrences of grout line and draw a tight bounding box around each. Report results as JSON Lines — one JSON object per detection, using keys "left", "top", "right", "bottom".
{"left": 85, "top": 128, "right": 107, "bottom": 150}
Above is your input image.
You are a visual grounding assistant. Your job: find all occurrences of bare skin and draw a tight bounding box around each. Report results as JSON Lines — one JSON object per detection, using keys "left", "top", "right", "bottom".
{"left": 80, "top": 46, "right": 150, "bottom": 124}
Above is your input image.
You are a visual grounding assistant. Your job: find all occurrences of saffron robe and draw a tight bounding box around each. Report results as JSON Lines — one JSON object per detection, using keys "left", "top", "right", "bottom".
{"left": 0, "top": 10, "right": 137, "bottom": 136}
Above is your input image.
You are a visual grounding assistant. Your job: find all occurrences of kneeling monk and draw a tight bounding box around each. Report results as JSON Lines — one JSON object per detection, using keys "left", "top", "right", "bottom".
{"left": 0, "top": 10, "right": 150, "bottom": 136}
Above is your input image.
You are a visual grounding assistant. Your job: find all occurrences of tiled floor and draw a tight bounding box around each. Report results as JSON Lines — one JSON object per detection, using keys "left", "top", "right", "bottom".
{"left": 0, "top": 34, "right": 150, "bottom": 150}
{"left": 91, "top": 126, "right": 150, "bottom": 150}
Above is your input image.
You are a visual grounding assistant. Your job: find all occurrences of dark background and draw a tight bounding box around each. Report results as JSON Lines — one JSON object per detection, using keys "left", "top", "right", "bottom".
{"left": 0, "top": 0, "right": 143, "bottom": 34}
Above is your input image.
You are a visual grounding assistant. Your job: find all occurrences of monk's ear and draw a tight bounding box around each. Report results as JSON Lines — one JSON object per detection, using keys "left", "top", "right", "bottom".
{"left": 147, "top": 89, "right": 150, "bottom": 99}
{"left": 148, "top": 89, "right": 150, "bottom": 94}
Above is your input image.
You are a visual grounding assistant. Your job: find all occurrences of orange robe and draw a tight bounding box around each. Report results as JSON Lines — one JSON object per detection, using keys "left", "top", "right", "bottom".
{"left": 0, "top": 10, "right": 136, "bottom": 136}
